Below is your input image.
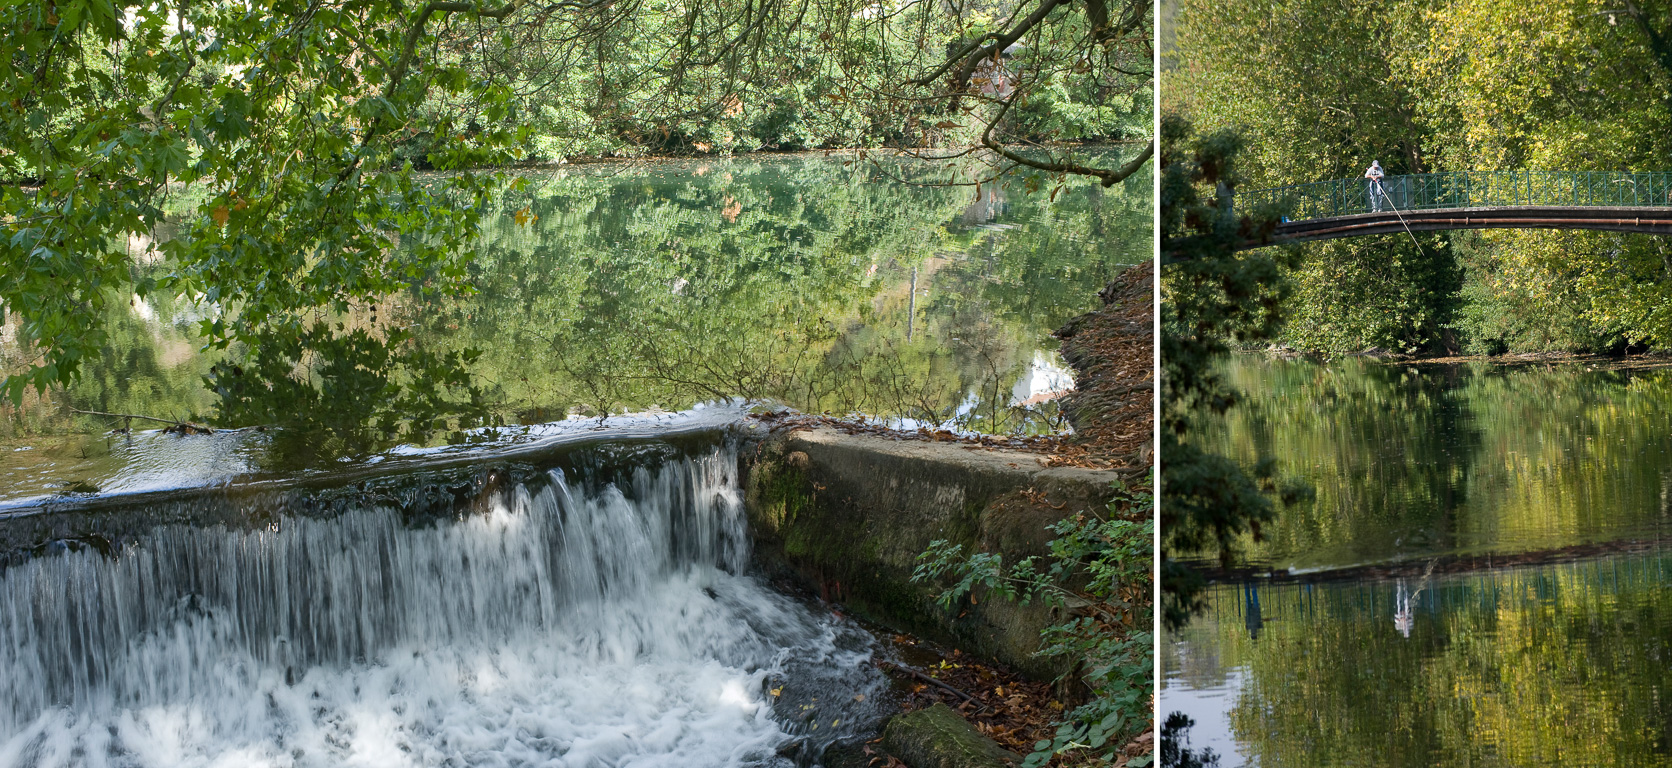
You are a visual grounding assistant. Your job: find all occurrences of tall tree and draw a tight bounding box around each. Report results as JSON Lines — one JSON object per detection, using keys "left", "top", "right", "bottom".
{"left": 1160, "top": 114, "right": 1308, "bottom": 628}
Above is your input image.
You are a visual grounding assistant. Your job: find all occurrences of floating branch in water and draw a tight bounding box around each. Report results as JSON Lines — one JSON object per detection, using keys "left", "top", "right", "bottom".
{"left": 70, "top": 409, "right": 216, "bottom": 435}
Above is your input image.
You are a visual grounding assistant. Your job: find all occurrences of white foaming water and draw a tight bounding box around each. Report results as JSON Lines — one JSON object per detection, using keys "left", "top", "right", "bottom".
{"left": 0, "top": 448, "right": 883, "bottom": 767}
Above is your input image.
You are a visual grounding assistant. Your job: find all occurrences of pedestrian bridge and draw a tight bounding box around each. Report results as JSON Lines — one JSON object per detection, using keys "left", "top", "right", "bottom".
{"left": 1233, "top": 170, "right": 1672, "bottom": 249}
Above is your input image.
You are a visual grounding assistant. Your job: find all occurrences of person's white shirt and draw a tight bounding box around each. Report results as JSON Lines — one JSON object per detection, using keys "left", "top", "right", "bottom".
{"left": 1365, "top": 162, "right": 1386, "bottom": 211}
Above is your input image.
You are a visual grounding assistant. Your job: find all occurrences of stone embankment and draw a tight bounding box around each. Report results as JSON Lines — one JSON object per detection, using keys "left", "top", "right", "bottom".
{"left": 744, "top": 262, "right": 1155, "bottom": 766}
{"left": 745, "top": 426, "right": 1123, "bottom": 679}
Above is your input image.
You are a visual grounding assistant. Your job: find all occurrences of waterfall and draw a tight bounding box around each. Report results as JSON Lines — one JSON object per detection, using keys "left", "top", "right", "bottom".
{"left": 0, "top": 446, "right": 884, "bottom": 767}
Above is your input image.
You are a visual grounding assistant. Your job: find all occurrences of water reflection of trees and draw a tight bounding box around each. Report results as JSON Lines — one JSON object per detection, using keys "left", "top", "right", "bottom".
{"left": 409, "top": 157, "right": 1148, "bottom": 436}
{"left": 1, "top": 156, "right": 1149, "bottom": 467}
{"left": 1161, "top": 712, "right": 1223, "bottom": 768}
{"left": 1, "top": 289, "right": 217, "bottom": 442}
{"left": 1187, "top": 558, "right": 1672, "bottom": 767}
{"left": 1195, "top": 357, "right": 1672, "bottom": 569}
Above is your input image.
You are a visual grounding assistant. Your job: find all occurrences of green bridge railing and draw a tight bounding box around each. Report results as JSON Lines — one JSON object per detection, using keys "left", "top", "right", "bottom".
{"left": 1237, "top": 170, "right": 1672, "bottom": 221}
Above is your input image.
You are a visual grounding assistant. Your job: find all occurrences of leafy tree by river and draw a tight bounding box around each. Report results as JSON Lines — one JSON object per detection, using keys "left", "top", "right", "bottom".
{"left": 1169, "top": 0, "right": 1672, "bottom": 354}
{"left": 1160, "top": 115, "right": 1310, "bottom": 628}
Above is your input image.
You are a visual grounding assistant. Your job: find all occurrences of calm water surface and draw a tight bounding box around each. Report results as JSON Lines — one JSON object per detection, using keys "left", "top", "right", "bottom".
{"left": 1163, "top": 355, "right": 1672, "bottom": 767}
{"left": 0, "top": 152, "right": 1148, "bottom": 505}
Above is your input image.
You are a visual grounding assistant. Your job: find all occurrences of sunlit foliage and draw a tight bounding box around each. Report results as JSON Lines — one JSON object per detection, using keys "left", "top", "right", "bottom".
{"left": 1171, "top": 0, "right": 1672, "bottom": 353}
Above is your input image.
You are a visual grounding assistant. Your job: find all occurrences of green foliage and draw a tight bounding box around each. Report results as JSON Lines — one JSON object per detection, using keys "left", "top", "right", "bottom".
{"left": 1, "top": 0, "right": 519, "bottom": 418}
{"left": 1446, "top": 230, "right": 1618, "bottom": 354}
{"left": 1171, "top": 0, "right": 1672, "bottom": 353}
{"left": 914, "top": 483, "right": 1154, "bottom": 768}
{"left": 1159, "top": 114, "right": 1309, "bottom": 629}
{"left": 3, "top": 0, "right": 1150, "bottom": 445}
{"left": 411, "top": 0, "right": 1151, "bottom": 160}
{"left": 1279, "top": 235, "right": 1463, "bottom": 354}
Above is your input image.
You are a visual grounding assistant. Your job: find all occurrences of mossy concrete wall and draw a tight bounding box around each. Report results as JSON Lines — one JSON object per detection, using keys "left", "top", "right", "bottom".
{"left": 743, "top": 426, "right": 1122, "bottom": 680}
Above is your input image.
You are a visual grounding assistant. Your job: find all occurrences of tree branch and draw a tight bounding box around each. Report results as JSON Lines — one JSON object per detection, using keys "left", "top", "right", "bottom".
{"left": 950, "top": 0, "right": 1071, "bottom": 90}
{"left": 390, "top": 0, "right": 523, "bottom": 99}
{"left": 1623, "top": 2, "right": 1672, "bottom": 81}
{"left": 70, "top": 408, "right": 216, "bottom": 432}
{"left": 151, "top": 0, "right": 198, "bottom": 118}
{"left": 877, "top": 661, "right": 988, "bottom": 711}
{"left": 980, "top": 103, "right": 1153, "bottom": 188}
{"left": 910, "top": 0, "right": 1070, "bottom": 90}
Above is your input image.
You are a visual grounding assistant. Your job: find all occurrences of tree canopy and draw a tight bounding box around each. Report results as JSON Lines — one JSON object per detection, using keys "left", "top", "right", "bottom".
{"left": 1160, "top": 114, "right": 1309, "bottom": 629}
{"left": 1169, "top": 0, "right": 1672, "bottom": 355}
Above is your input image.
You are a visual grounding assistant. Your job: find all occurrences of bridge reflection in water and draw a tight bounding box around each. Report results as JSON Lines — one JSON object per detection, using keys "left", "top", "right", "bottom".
{"left": 1222, "top": 553, "right": 1671, "bottom": 642}
{"left": 1232, "top": 170, "right": 1672, "bottom": 247}
{"left": 1166, "top": 551, "right": 1672, "bottom": 765}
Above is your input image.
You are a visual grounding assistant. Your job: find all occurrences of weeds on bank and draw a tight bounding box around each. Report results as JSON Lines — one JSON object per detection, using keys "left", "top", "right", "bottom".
{"left": 914, "top": 482, "right": 1155, "bottom": 767}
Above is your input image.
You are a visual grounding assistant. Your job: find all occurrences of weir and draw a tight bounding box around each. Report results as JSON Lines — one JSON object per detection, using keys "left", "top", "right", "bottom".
{"left": 0, "top": 439, "right": 888, "bottom": 767}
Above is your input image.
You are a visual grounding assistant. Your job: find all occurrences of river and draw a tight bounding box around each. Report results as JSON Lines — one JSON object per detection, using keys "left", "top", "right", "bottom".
{"left": 1162, "top": 355, "right": 1672, "bottom": 767}
{"left": 0, "top": 151, "right": 1149, "bottom": 766}
{"left": 0, "top": 152, "right": 1148, "bottom": 507}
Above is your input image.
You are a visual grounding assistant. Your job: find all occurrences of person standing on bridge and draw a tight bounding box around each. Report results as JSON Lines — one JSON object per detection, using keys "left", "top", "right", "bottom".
{"left": 1365, "top": 160, "right": 1386, "bottom": 212}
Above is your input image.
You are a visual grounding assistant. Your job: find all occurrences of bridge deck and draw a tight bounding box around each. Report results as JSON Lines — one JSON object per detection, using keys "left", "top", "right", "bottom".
{"left": 1238, "top": 205, "right": 1672, "bottom": 249}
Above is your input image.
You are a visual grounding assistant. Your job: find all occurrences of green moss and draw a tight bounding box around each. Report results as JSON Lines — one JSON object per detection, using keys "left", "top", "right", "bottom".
{"left": 744, "top": 451, "right": 813, "bottom": 539}
{"left": 883, "top": 703, "right": 1021, "bottom": 768}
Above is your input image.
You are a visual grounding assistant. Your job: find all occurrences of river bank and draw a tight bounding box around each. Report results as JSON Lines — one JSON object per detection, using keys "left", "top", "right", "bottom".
{"left": 740, "top": 264, "right": 1155, "bottom": 766}
{"left": 459, "top": 139, "right": 1148, "bottom": 171}
{"left": 1252, "top": 345, "right": 1672, "bottom": 371}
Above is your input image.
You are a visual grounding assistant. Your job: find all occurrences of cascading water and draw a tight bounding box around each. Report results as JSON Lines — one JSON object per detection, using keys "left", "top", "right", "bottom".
{"left": 0, "top": 445, "right": 888, "bottom": 767}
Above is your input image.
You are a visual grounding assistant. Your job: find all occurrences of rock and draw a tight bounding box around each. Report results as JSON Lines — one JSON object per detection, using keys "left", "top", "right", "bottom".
{"left": 819, "top": 740, "right": 877, "bottom": 768}
{"left": 882, "top": 703, "right": 1022, "bottom": 768}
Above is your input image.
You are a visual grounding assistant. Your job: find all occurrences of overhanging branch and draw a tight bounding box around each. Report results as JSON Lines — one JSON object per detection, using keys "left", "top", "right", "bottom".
{"left": 911, "top": 0, "right": 1069, "bottom": 89}
{"left": 979, "top": 97, "right": 1152, "bottom": 187}
{"left": 390, "top": 0, "right": 523, "bottom": 98}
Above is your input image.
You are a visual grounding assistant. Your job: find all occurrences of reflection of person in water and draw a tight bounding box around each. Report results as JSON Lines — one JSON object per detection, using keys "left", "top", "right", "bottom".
{"left": 1394, "top": 579, "right": 1416, "bottom": 638}
{"left": 1393, "top": 561, "right": 1438, "bottom": 638}
{"left": 1244, "top": 582, "right": 1264, "bottom": 640}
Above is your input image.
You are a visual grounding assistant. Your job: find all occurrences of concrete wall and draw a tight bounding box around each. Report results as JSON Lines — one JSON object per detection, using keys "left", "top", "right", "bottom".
{"left": 743, "top": 426, "right": 1129, "bottom": 680}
